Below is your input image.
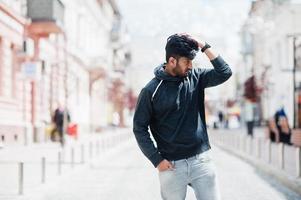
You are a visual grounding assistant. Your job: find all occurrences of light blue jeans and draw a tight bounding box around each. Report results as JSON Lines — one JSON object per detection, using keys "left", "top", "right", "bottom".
{"left": 158, "top": 151, "right": 220, "bottom": 200}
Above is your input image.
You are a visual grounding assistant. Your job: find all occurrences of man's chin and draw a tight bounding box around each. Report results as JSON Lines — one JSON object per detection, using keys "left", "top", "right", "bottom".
{"left": 183, "top": 71, "right": 190, "bottom": 77}
{"left": 177, "top": 71, "right": 189, "bottom": 78}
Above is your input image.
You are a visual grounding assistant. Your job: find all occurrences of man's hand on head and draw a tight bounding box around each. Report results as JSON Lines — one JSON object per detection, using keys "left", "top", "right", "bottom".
{"left": 178, "top": 33, "right": 205, "bottom": 48}
{"left": 198, "top": 40, "right": 206, "bottom": 48}
{"left": 177, "top": 33, "right": 201, "bottom": 49}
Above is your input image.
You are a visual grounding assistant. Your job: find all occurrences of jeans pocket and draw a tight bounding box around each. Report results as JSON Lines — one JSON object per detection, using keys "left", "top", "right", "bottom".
{"left": 159, "top": 168, "right": 172, "bottom": 173}
{"left": 196, "top": 152, "right": 212, "bottom": 163}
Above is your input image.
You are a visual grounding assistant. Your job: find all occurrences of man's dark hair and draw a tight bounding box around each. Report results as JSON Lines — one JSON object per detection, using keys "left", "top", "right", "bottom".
{"left": 165, "top": 34, "right": 199, "bottom": 62}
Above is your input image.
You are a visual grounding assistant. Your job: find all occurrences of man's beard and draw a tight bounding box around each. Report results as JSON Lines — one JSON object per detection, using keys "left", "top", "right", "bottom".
{"left": 173, "top": 65, "right": 186, "bottom": 77}
{"left": 174, "top": 66, "right": 190, "bottom": 77}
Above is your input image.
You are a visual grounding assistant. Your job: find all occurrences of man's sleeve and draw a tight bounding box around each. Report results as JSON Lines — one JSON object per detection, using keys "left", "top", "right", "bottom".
{"left": 133, "top": 88, "right": 164, "bottom": 167}
{"left": 200, "top": 56, "right": 232, "bottom": 88}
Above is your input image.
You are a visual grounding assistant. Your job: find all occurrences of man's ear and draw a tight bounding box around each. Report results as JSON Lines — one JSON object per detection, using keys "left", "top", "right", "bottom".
{"left": 168, "top": 57, "right": 177, "bottom": 68}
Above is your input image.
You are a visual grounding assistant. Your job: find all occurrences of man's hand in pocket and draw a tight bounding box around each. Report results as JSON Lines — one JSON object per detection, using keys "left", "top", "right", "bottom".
{"left": 157, "top": 159, "right": 175, "bottom": 172}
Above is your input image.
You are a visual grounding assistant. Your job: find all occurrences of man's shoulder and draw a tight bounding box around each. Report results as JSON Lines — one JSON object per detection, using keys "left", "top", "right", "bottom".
{"left": 143, "top": 78, "right": 161, "bottom": 92}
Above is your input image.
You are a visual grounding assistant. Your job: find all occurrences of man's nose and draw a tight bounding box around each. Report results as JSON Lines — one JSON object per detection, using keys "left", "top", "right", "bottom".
{"left": 188, "top": 61, "right": 192, "bottom": 69}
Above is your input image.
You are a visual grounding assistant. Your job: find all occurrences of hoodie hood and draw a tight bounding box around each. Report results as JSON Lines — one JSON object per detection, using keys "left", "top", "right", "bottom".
{"left": 154, "top": 64, "right": 190, "bottom": 82}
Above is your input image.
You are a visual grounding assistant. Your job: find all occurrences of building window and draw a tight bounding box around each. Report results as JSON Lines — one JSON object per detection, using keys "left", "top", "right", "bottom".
{"left": 11, "top": 44, "right": 17, "bottom": 98}
{"left": 0, "top": 37, "right": 3, "bottom": 96}
{"left": 0, "top": 39, "right": 14, "bottom": 98}
{"left": 5, "top": 43, "right": 13, "bottom": 97}
{"left": 76, "top": 77, "right": 80, "bottom": 105}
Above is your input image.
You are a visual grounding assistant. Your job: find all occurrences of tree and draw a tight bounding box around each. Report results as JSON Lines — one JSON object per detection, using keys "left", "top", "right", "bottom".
{"left": 243, "top": 75, "right": 258, "bottom": 102}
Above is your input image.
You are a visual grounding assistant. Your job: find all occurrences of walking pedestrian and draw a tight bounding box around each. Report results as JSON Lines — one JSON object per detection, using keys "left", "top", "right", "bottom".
{"left": 133, "top": 33, "right": 232, "bottom": 200}
{"left": 51, "top": 103, "right": 70, "bottom": 147}
{"left": 218, "top": 110, "right": 224, "bottom": 128}
{"left": 245, "top": 99, "right": 255, "bottom": 137}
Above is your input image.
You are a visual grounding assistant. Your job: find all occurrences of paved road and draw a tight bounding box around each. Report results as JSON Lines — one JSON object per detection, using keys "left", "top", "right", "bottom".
{"left": 8, "top": 138, "right": 300, "bottom": 200}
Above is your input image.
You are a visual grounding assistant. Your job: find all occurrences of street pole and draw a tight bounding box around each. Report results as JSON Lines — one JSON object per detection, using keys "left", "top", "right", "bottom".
{"left": 63, "top": 34, "right": 68, "bottom": 146}
{"left": 287, "top": 33, "right": 301, "bottom": 128}
{"left": 293, "top": 36, "right": 297, "bottom": 128}
{"left": 291, "top": 34, "right": 301, "bottom": 128}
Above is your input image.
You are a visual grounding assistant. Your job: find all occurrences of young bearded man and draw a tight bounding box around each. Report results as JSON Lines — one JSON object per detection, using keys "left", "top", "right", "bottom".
{"left": 133, "top": 33, "right": 232, "bottom": 200}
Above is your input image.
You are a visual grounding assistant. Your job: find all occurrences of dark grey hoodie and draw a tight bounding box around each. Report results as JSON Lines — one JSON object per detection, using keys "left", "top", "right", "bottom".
{"left": 133, "top": 56, "right": 232, "bottom": 167}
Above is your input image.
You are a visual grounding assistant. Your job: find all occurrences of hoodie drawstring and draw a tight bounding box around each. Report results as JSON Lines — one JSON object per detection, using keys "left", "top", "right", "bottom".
{"left": 151, "top": 80, "right": 163, "bottom": 102}
{"left": 186, "top": 77, "right": 190, "bottom": 89}
{"left": 151, "top": 77, "right": 190, "bottom": 103}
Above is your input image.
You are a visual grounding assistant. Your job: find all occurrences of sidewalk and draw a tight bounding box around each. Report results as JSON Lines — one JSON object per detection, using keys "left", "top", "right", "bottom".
{"left": 209, "top": 127, "right": 301, "bottom": 196}
{"left": 0, "top": 128, "right": 132, "bottom": 197}
{"left": 9, "top": 138, "right": 301, "bottom": 200}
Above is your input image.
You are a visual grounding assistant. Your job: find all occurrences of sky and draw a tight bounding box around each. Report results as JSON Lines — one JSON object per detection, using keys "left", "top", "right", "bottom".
{"left": 116, "top": 0, "right": 252, "bottom": 93}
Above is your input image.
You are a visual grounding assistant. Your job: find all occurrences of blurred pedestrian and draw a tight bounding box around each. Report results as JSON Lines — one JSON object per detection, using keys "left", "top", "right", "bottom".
{"left": 218, "top": 110, "right": 224, "bottom": 128}
{"left": 133, "top": 33, "right": 232, "bottom": 200}
{"left": 51, "top": 103, "right": 70, "bottom": 147}
{"left": 266, "top": 118, "right": 279, "bottom": 142}
{"left": 245, "top": 99, "right": 255, "bottom": 137}
{"left": 274, "top": 107, "right": 292, "bottom": 145}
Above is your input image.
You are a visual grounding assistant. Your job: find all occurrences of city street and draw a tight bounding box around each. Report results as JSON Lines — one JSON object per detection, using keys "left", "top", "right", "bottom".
{"left": 1, "top": 0, "right": 301, "bottom": 199}
{"left": 5, "top": 135, "right": 299, "bottom": 200}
